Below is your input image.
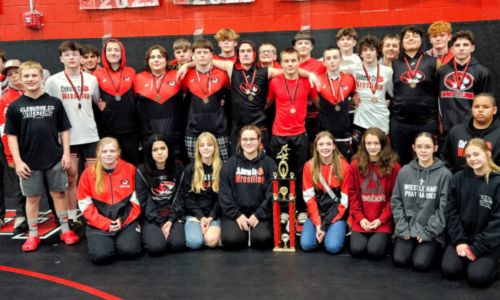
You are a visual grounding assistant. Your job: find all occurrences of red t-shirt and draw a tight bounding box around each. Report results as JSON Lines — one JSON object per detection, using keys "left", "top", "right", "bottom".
{"left": 300, "top": 57, "right": 327, "bottom": 75}
{"left": 268, "top": 74, "right": 318, "bottom": 136}
{"left": 0, "top": 87, "right": 23, "bottom": 165}
{"left": 213, "top": 54, "right": 238, "bottom": 63}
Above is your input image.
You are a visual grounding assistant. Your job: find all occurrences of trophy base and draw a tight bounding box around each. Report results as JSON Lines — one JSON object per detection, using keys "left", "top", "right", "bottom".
{"left": 273, "top": 247, "right": 296, "bottom": 252}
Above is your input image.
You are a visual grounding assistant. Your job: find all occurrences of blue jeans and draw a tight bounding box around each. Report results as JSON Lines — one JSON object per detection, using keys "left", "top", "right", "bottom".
{"left": 300, "top": 218, "right": 346, "bottom": 254}
{"left": 185, "top": 216, "right": 221, "bottom": 250}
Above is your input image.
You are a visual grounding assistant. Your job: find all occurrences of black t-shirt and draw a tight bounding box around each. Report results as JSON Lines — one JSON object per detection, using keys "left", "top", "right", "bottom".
{"left": 4, "top": 93, "right": 71, "bottom": 170}
{"left": 230, "top": 65, "right": 269, "bottom": 129}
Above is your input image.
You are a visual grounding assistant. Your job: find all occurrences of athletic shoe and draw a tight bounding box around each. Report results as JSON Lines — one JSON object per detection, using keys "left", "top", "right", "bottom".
{"left": 13, "top": 217, "right": 28, "bottom": 235}
{"left": 69, "top": 219, "right": 83, "bottom": 231}
{"left": 60, "top": 230, "right": 80, "bottom": 245}
{"left": 22, "top": 236, "right": 41, "bottom": 252}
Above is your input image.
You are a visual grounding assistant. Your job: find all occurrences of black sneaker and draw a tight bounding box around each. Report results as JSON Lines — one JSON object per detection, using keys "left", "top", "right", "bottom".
{"left": 69, "top": 219, "right": 83, "bottom": 231}
{"left": 13, "top": 220, "right": 28, "bottom": 235}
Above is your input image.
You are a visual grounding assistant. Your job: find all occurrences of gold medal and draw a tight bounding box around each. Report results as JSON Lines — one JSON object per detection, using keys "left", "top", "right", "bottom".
{"left": 409, "top": 82, "right": 417, "bottom": 89}
{"left": 372, "top": 97, "right": 378, "bottom": 103}
{"left": 290, "top": 107, "right": 296, "bottom": 114}
{"left": 248, "top": 95, "right": 254, "bottom": 101}
{"left": 156, "top": 95, "right": 161, "bottom": 102}
{"left": 335, "top": 105, "right": 341, "bottom": 112}
{"left": 203, "top": 98, "right": 209, "bottom": 104}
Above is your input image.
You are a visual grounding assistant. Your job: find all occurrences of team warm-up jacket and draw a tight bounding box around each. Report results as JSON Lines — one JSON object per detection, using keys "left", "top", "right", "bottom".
{"left": 302, "top": 159, "right": 351, "bottom": 231}
{"left": 317, "top": 72, "right": 356, "bottom": 139}
{"left": 77, "top": 160, "right": 141, "bottom": 232}
{"left": 135, "top": 163, "right": 185, "bottom": 225}
{"left": 441, "top": 118, "right": 500, "bottom": 173}
{"left": 183, "top": 67, "right": 230, "bottom": 137}
{"left": 219, "top": 151, "right": 276, "bottom": 220}
{"left": 438, "top": 57, "right": 496, "bottom": 133}
{"left": 446, "top": 168, "right": 500, "bottom": 257}
{"left": 391, "top": 158, "right": 452, "bottom": 243}
{"left": 391, "top": 51, "right": 439, "bottom": 124}
{"left": 134, "top": 70, "right": 184, "bottom": 142}
{"left": 183, "top": 162, "right": 220, "bottom": 220}
{"left": 93, "top": 39, "right": 139, "bottom": 136}
{"left": 348, "top": 160, "right": 400, "bottom": 233}
{"left": 0, "top": 87, "right": 23, "bottom": 165}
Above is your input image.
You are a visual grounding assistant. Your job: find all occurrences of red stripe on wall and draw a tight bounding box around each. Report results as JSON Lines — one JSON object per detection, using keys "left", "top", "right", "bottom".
{"left": 0, "top": 1, "right": 499, "bottom": 41}
{"left": 0, "top": 265, "right": 122, "bottom": 300}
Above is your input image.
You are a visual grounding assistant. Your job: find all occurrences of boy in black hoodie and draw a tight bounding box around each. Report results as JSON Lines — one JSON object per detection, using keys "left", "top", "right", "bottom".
{"left": 442, "top": 93, "right": 500, "bottom": 173}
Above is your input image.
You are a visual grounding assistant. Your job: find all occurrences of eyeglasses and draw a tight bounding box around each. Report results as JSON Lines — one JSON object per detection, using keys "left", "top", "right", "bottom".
{"left": 241, "top": 137, "right": 259, "bottom": 143}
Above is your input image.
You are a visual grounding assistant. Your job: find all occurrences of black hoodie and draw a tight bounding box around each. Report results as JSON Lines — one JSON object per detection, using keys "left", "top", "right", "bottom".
{"left": 446, "top": 168, "right": 500, "bottom": 257}
{"left": 219, "top": 150, "right": 276, "bottom": 220}
{"left": 392, "top": 49, "right": 439, "bottom": 124}
{"left": 438, "top": 57, "right": 496, "bottom": 133}
{"left": 183, "top": 162, "right": 220, "bottom": 220}
{"left": 441, "top": 118, "right": 500, "bottom": 173}
{"left": 93, "top": 39, "right": 139, "bottom": 135}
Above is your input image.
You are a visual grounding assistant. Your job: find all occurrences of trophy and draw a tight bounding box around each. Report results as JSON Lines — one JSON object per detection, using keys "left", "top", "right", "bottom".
{"left": 272, "top": 145, "right": 296, "bottom": 252}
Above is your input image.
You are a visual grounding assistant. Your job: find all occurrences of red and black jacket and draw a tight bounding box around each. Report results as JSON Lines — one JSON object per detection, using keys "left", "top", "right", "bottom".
{"left": 93, "top": 39, "right": 139, "bottom": 136}
{"left": 77, "top": 160, "right": 141, "bottom": 232}
{"left": 134, "top": 70, "right": 184, "bottom": 143}
{"left": 182, "top": 67, "right": 230, "bottom": 137}
{"left": 0, "top": 86, "right": 23, "bottom": 165}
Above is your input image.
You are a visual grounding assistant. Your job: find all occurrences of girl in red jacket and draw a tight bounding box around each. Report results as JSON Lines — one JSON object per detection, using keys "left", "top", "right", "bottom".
{"left": 348, "top": 127, "right": 400, "bottom": 259}
{"left": 77, "top": 137, "right": 142, "bottom": 264}
{"left": 301, "top": 131, "right": 351, "bottom": 254}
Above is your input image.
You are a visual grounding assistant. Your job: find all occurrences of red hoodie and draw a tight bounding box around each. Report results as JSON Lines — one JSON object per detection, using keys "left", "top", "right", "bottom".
{"left": 348, "top": 160, "right": 400, "bottom": 234}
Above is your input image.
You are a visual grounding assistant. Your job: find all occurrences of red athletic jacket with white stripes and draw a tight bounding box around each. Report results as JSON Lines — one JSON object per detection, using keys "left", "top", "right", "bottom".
{"left": 77, "top": 160, "right": 141, "bottom": 231}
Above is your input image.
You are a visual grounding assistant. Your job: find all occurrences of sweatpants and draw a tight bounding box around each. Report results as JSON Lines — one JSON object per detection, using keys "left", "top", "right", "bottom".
{"left": 441, "top": 244, "right": 500, "bottom": 288}
{"left": 350, "top": 231, "right": 390, "bottom": 260}
{"left": 392, "top": 238, "right": 442, "bottom": 271}
{"left": 221, "top": 215, "right": 273, "bottom": 250}
{"left": 86, "top": 221, "right": 142, "bottom": 264}
{"left": 142, "top": 220, "right": 185, "bottom": 256}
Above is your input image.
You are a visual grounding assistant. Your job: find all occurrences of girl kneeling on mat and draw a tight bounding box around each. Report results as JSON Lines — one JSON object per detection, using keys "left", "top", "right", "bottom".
{"left": 184, "top": 132, "right": 223, "bottom": 250}
{"left": 301, "top": 131, "right": 351, "bottom": 254}
{"left": 219, "top": 125, "right": 277, "bottom": 250}
{"left": 136, "top": 134, "right": 185, "bottom": 255}
{"left": 77, "top": 137, "right": 142, "bottom": 264}
{"left": 391, "top": 132, "right": 452, "bottom": 271}
{"left": 442, "top": 138, "right": 500, "bottom": 288}
{"left": 348, "top": 127, "right": 400, "bottom": 259}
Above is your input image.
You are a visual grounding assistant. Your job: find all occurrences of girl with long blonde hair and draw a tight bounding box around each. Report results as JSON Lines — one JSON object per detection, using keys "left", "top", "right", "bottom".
{"left": 442, "top": 138, "right": 500, "bottom": 287}
{"left": 301, "top": 131, "right": 351, "bottom": 254}
{"left": 184, "top": 132, "right": 223, "bottom": 250}
{"left": 77, "top": 137, "right": 142, "bottom": 264}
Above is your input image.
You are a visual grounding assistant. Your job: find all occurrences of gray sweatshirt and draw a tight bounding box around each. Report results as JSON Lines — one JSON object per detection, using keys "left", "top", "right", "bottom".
{"left": 391, "top": 158, "right": 452, "bottom": 243}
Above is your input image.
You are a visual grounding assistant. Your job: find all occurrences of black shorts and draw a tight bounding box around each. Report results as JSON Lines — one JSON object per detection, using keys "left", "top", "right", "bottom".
{"left": 70, "top": 142, "right": 97, "bottom": 161}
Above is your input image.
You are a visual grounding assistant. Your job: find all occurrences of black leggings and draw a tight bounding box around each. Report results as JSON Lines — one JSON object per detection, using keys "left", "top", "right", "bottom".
{"left": 350, "top": 231, "right": 390, "bottom": 260}
{"left": 441, "top": 244, "right": 500, "bottom": 288}
{"left": 86, "top": 221, "right": 142, "bottom": 264}
{"left": 392, "top": 238, "right": 441, "bottom": 271}
{"left": 221, "top": 216, "right": 273, "bottom": 250}
{"left": 142, "top": 220, "right": 185, "bottom": 256}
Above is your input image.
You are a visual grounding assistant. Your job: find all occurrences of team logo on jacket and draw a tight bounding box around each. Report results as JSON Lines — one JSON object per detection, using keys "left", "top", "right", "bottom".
{"left": 479, "top": 194, "right": 493, "bottom": 210}
{"left": 120, "top": 179, "right": 130, "bottom": 188}
{"left": 400, "top": 70, "right": 426, "bottom": 84}
{"left": 168, "top": 80, "right": 176, "bottom": 86}
{"left": 211, "top": 78, "right": 219, "bottom": 84}
{"left": 152, "top": 181, "right": 175, "bottom": 197}
{"left": 124, "top": 76, "right": 132, "bottom": 82}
